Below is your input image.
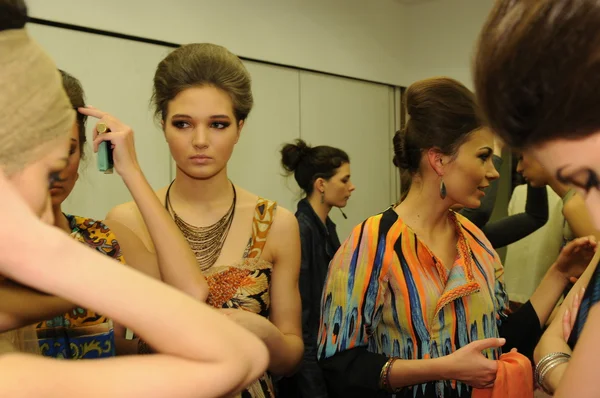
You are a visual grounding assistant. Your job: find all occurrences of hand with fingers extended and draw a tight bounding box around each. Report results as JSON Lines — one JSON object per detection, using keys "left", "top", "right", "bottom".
{"left": 555, "top": 236, "right": 598, "bottom": 283}
{"left": 444, "top": 338, "right": 505, "bottom": 389}
{"left": 563, "top": 287, "right": 585, "bottom": 342}
{"left": 78, "top": 106, "right": 141, "bottom": 179}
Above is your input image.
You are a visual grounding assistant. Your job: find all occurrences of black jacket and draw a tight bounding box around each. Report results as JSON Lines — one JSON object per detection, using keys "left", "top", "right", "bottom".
{"left": 296, "top": 199, "right": 341, "bottom": 353}
{"left": 278, "top": 200, "right": 341, "bottom": 398}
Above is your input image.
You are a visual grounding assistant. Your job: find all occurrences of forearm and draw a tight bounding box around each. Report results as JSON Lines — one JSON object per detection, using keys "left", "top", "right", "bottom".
{"left": 120, "top": 169, "right": 207, "bottom": 301}
{"left": 388, "top": 356, "right": 451, "bottom": 390}
{"left": 529, "top": 265, "right": 570, "bottom": 326}
{"left": 266, "top": 330, "right": 304, "bottom": 375}
{"left": 483, "top": 213, "right": 545, "bottom": 248}
{"left": 533, "top": 264, "right": 596, "bottom": 394}
{"left": 554, "top": 305, "right": 600, "bottom": 398}
{"left": 0, "top": 280, "right": 74, "bottom": 331}
{"left": 6, "top": 226, "right": 268, "bottom": 367}
{"left": 533, "top": 333, "right": 571, "bottom": 393}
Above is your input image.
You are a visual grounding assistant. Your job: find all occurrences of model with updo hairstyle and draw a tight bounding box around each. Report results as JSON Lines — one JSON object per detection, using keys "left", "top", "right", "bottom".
{"left": 316, "top": 77, "right": 589, "bottom": 398}
{"left": 396, "top": 80, "right": 549, "bottom": 250}
{"left": 151, "top": 42, "right": 253, "bottom": 124}
{"left": 109, "top": 42, "right": 304, "bottom": 397}
{"left": 36, "top": 69, "right": 213, "bottom": 361}
{"left": 279, "top": 139, "right": 354, "bottom": 398}
{"left": 281, "top": 139, "right": 351, "bottom": 196}
{"left": 0, "top": 0, "right": 268, "bottom": 396}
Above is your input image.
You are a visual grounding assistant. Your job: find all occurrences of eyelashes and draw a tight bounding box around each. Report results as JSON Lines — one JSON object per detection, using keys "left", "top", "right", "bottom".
{"left": 557, "top": 167, "right": 600, "bottom": 193}
{"left": 171, "top": 120, "right": 231, "bottom": 130}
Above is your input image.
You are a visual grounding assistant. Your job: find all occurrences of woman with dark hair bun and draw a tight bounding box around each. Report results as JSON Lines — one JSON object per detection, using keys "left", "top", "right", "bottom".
{"left": 315, "top": 77, "right": 592, "bottom": 398}
{"left": 279, "top": 139, "right": 354, "bottom": 398}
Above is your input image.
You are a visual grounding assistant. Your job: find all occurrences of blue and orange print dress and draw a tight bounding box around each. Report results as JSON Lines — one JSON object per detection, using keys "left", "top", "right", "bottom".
{"left": 317, "top": 208, "right": 535, "bottom": 398}
{"left": 36, "top": 215, "right": 123, "bottom": 359}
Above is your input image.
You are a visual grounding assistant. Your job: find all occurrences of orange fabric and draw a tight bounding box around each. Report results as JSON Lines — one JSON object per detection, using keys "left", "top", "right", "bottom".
{"left": 473, "top": 352, "right": 534, "bottom": 398}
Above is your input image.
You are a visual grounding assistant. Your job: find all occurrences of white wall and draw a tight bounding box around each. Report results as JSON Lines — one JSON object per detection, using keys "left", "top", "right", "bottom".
{"left": 28, "top": 23, "right": 397, "bottom": 242}
{"left": 27, "top": 0, "right": 407, "bottom": 86}
{"left": 402, "top": 0, "right": 495, "bottom": 88}
{"left": 27, "top": 0, "right": 501, "bottom": 88}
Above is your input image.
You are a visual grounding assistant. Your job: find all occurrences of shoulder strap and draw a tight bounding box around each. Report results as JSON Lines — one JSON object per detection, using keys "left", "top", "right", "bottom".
{"left": 244, "top": 198, "right": 277, "bottom": 259}
{"left": 70, "top": 215, "right": 126, "bottom": 265}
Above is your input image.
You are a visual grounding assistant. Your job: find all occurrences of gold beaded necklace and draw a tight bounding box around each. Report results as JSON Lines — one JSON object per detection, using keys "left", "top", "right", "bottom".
{"left": 165, "top": 180, "right": 236, "bottom": 271}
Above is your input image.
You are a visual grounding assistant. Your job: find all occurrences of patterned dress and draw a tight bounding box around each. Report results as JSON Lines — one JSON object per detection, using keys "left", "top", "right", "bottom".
{"left": 318, "top": 208, "right": 510, "bottom": 398}
{"left": 196, "top": 198, "right": 277, "bottom": 398}
{"left": 36, "top": 214, "right": 124, "bottom": 359}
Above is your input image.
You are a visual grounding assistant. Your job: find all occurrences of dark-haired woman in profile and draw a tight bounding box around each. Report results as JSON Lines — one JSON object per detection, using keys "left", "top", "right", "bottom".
{"left": 316, "top": 77, "right": 592, "bottom": 398}
{"left": 278, "top": 139, "right": 355, "bottom": 398}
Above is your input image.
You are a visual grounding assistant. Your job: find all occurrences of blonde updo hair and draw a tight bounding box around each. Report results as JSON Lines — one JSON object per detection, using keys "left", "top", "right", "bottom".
{"left": 0, "top": 23, "right": 74, "bottom": 175}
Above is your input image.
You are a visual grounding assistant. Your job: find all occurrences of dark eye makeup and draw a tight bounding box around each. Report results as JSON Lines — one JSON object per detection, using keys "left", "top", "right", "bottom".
{"left": 557, "top": 166, "right": 600, "bottom": 193}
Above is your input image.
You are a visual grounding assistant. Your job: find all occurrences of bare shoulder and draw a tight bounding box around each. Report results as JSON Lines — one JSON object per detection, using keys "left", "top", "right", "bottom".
{"left": 106, "top": 201, "right": 144, "bottom": 233}
{"left": 270, "top": 206, "right": 300, "bottom": 262}
{"left": 233, "top": 185, "right": 261, "bottom": 211}
{"left": 234, "top": 186, "right": 297, "bottom": 230}
{"left": 105, "top": 186, "right": 169, "bottom": 251}
{"left": 272, "top": 206, "right": 298, "bottom": 233}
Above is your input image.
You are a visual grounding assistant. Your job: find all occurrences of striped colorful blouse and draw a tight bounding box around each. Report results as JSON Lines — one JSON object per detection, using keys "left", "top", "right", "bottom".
{"left": 317, "top": 207, "right": 510, "bottom": 398}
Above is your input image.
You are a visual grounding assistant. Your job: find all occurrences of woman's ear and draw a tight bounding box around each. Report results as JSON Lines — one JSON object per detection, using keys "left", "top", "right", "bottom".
{"left": 426, "top": 147, "right": 446, "bottom": 177}
{"left": 313, "top": 177, "right": 326, "bottom": 194}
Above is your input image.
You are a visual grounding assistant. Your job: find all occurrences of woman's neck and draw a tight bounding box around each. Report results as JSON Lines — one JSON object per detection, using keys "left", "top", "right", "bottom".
{"left": 307, "top": 194, "right": 332, "bottom": 225}
{"left": 547, "top": 176, "right": 570, "bottom": 198}
{"left": 396, "top": 179, "right": 453, "bottom": 238}
{"left": 52, "top": 204, "right": 71, "bottom": 234}
{"left": 171, "top": 167, "right": 233, "bottom": 212}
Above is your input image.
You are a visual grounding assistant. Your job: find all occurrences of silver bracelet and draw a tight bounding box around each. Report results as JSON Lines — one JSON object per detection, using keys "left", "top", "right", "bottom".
{"left": 535, "top": 352, "right": 571, "bottom": 395}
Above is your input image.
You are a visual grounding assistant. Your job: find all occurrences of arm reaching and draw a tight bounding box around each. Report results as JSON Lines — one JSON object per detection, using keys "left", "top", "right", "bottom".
{"left": 0, "top": 171, "right": 268, "bottom": 398}
{"left": 81, "top": 106, "right": 208, "bottom": 301}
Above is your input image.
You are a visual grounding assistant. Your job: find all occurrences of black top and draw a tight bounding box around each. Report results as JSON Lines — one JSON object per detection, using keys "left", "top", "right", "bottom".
{"left": 296, "top": 198, "right": 341, "bottom": 354}
{"left": 482, "top": 184, "right": 549, "bottom": 248}
{"left": 460, "top": 156, "right": 549, "bottom": 248}
{"left": 277, "top": 199, "right": 339, "bottom": 397}
{"left": 460, "top": 155, "right": 504, "bottom": 227}
{"left": 568, "top": 258, "right": 600, "bottom": 349}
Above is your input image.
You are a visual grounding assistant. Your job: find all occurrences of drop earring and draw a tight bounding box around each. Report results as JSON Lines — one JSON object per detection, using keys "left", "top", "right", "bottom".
{"left": 321, "top": 191, "right": 325, "bottom": 204}
{"left": 439, "top": 179, "right": 447, "bottom": 199}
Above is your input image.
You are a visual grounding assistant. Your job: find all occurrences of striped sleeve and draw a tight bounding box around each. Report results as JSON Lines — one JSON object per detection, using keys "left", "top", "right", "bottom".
{"left": 317, "top": 213, "right": 395, "bottom": 360}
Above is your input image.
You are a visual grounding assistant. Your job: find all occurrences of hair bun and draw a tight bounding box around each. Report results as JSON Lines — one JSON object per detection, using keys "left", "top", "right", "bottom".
{"left": 281, "top": 139, "right": 312, "bottom": 172}
{"left": 0, "top": 0, "right": 28, "bottom": 32}
{"left": 392, "top": 129, "right": 413, "bottom": 170}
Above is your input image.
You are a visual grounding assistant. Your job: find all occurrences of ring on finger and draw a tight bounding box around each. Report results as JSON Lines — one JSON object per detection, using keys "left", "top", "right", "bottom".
{"left": 97, "top": 122, "right": 109, "bottom": 134}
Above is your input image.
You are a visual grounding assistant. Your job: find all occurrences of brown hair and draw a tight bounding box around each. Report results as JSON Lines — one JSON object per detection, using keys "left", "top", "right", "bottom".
{"left": 281, "top": 139, "right": 350, "bottom": 196}
{"left": 474, "top": 0, "right": 600, "bottom": 149}
{"left": 394, "top": 77, "right": 480, "bottom": 172}
{"left": 152, "top": 43, "right": 253, "bottom": 123}
{"left": 59, "top": 69, "right": 87, "bottom": 158}
{"left": 394, "top": 78, "right": 481, "bottom": 201}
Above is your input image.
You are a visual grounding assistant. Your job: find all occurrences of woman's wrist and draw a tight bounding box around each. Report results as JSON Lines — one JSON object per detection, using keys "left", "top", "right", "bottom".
{"left": 548, "top": 263, "right": 572, "bottom": 286}
{"left": 119, "top": 166, "right": 145, "bottom": 186}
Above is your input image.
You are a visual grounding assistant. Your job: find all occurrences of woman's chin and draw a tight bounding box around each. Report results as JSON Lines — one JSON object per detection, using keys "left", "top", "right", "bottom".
{"left": 458, "top": 197, "right": 482, "bottom": 210}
